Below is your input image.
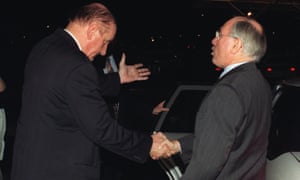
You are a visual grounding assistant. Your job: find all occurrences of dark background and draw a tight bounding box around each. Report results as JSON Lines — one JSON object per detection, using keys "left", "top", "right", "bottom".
{"left": 0, "top": 0, "right": 299, "bottom": 179}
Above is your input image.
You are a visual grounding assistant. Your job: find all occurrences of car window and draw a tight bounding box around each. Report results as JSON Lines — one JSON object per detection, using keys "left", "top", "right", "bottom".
{"left": 160, "top": 90, "right": 208, "bottom": 133}
{"left": 154, "top": 85, "right": 211, "bottom": 140}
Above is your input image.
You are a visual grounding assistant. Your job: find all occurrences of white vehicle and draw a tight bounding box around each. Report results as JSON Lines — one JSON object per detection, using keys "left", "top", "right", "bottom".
{"left": 266, "top": 77, "right": 300, "bottom": 180}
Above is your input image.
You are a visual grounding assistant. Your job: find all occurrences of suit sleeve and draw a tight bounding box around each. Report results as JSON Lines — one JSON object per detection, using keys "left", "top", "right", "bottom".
{"left": 178, "top": 134, "right": 194, "bottom": 165}
{"left": 98, "top": 70, "right": 121, "bottom": 97}
{"left": 65, "top": 63, "right": 152, "bottom": 163}
{"left": 182, "top": 84, "right": 243, "bottom": 179}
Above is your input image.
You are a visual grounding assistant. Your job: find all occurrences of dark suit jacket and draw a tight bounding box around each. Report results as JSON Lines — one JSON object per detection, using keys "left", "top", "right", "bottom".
{"left": 181, "top": 62, "right": 272, "bottom": 180}
{"left": 10, "top": 29, "right": 152, "bottom": 180}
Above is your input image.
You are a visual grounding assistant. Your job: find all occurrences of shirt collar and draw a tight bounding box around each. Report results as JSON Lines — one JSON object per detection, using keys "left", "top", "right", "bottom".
{"left": 219, "top": 62, "right": 248, "bottom": 78}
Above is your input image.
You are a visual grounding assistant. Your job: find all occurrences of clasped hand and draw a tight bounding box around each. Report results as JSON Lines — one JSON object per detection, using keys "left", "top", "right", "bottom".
{"left": 150, "top": 132, "right": 180, "bottom": 160}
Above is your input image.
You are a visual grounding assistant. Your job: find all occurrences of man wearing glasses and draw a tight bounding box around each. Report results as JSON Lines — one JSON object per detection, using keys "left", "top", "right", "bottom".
{"left": 157, "top": 16, "right": 272, "bottom": 180}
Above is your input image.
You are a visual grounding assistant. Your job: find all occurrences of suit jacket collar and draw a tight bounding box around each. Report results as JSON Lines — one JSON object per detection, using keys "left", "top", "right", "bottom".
{"left": 218, "top": 62, "right": 257, "bottom": 81}
{"left": 64, "top": 29, "right": 82, "bottom": 50}
{"left": 219, "top": 62, "right": 248, "bottom": 78}
{"left": 54, "top": 29, "right": 80, "bottom": 51}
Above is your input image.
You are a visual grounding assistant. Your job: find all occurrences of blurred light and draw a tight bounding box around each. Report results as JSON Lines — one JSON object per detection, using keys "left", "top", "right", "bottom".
{"left": 290, "top": 67, "right": 296, "bottom": 72}
{"left": 150, "top": 36, "right": 155, "bottom": 42}
{"left": 215, "top": 67, "right": 222, "bottom": 71}
{"left": 247, "top": 11, "right": 253, "bottom": 16}
{"left": 266, "top": 67, "right": 272, "bottom": 72}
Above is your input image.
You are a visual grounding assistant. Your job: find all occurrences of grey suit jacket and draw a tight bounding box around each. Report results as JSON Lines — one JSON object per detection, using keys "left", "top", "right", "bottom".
{"left": 10, "top": 29, "right": 152, "bottom": 180}
{"left": 181, "top": 62, "right": 272, "bottom": 180}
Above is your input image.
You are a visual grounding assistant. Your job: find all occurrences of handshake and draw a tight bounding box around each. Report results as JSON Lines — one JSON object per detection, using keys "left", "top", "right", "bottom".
{"left": 150, "top": 132, "right": 181, "bottom": 160}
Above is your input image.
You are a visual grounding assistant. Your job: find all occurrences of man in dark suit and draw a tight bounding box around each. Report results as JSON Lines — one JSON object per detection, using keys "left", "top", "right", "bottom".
{"left": 156, "top": 16, "right": 272, "bottom": 179}
{"left": 10, "top": 3, "right": 167, "bottom": 180}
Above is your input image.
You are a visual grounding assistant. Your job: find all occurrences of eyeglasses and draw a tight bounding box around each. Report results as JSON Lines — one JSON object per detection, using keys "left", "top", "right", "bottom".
{"left": 215, "top": 30, "right": 238, "bottom": 40}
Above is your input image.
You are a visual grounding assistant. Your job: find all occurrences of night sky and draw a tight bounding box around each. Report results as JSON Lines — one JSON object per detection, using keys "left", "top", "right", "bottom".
{"left": 2, "top": 1, "right": 299, "bottom": 59}
{"left": 0, "top": 2, "right": 299, "bottom": 178}
{"left": 1, "top": 1, "right": 300, "bottom": 81}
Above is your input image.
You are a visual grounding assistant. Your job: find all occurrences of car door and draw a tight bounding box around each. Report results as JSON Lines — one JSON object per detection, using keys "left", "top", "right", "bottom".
{"left": 153, "top": 84, "right": 212, "bottom": 180}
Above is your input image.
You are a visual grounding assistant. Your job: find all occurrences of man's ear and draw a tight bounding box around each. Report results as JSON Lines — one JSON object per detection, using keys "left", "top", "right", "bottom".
{"left": 87, "top": 22, "right": 100, "bottom": 40}
{"left": 230, "top": 38, "right": 243, "bottom": 54}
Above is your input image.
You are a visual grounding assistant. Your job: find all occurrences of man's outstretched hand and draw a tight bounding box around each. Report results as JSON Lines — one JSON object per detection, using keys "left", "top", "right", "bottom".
{"left": 118, "top": 53, "right": 151, "bottom": 84}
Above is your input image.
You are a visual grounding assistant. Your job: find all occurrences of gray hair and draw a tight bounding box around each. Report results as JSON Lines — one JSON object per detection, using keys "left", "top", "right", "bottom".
{"left": 229, "top": 18, "right": 267, "bottom": 62}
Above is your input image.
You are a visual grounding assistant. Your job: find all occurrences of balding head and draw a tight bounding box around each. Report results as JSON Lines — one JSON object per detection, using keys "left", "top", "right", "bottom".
{"left": 227, "top": 16, "right": 267, "bottom": 62}
{"left": 68, "top": 3, "right": 116, "bottom": 28}
{"left": 65, "top": 2, "right": 117, "bottom": 60}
